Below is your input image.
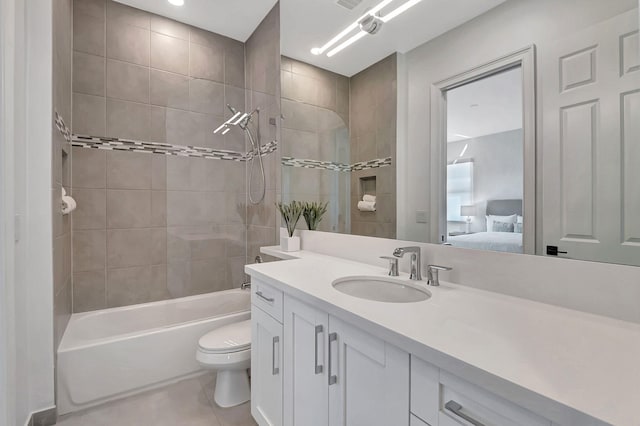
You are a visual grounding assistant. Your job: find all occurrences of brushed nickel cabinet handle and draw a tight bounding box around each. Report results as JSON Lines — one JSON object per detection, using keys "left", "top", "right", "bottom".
{"left": 272, "top": 336, "right": 279, "bottom": 375}
{"left": 328, "top": 332, "right": 337, "bottom": 385}
{"left": 445, "top": 400, "right": 485, "bottom": 426}
{"left": 256, "top": 290, "right": 275, "bottom": 303}
{"left": 314, "top": 325, "right": 324, "bottom": 374}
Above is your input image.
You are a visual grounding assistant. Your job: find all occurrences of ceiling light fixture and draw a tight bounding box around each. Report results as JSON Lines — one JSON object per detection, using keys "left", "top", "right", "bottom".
{"left": 168, "top": 0, "right": 184, "bottom": 6}
{"left": 311, "top": 0, "right": 423, "bottom": 57}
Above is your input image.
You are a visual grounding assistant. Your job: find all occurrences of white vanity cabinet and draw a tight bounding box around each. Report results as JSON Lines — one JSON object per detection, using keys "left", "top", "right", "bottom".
{"left": 283, "top": 296, "right": 329, "bottom": 426}
{"left": 250, "top": 278, "right": 572, "bottom": 426}
{"left": 251, "top": 281, "right": 284, "bottom": 426}
{"left": 281, "top": 294, "right": 410, "bottom": 426}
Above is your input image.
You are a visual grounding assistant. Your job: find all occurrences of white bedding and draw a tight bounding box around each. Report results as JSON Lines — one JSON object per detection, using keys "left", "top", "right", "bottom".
{"left": 448, "top": 231, "right": 522, "bottom": 253}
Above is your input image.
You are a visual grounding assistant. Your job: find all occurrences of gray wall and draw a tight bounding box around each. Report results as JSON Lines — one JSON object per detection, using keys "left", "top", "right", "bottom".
{"left": 53, "top": 0, "right": 73, "bottom": 350}
{"left": 397, "top": 0, "right": 638, "bottom": 244}
{"left": 447, "top": 129, "right": 523, "bottom": 233}
{"left": 244, "top": 3, "right": 281, "bottom": 264}
{"left": 70, "top": 0, "right": 280, "bottom": 311}
{"left": 280, "top": 55, "right": 350, "bottom": 233}
{"left": 350, "top": 53, "right": 397, "bottom": 239}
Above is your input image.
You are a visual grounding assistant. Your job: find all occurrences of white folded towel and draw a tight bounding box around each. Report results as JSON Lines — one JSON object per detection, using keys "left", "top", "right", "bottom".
{"left": 357, "top": 201, "right": 376, "bottom": 212}
{"left": 362, "top": 194, "right": 376, "bottom": 203}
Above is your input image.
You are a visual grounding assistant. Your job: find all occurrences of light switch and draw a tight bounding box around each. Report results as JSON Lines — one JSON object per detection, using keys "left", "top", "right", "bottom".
{"left": 415, "top": 210, "right": 428, "bottom": 223}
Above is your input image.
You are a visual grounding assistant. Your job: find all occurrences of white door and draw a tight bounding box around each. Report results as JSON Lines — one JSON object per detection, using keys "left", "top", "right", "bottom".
{"left": 328, "top": 316, "right": 409, "bottom": 426}
{"left": 283, "top": 296, "right": 329, "bottom": 426}
{"left": 542, "top": 9, "right": 640, "bottom": 265}
{"left": 251, "top": 306, "right": 283, "bottom": 426}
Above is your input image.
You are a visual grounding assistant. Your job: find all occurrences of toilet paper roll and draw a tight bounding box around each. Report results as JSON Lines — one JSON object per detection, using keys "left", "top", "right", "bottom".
{"left": 362, "top": 194, "right": 376, "bottom": 203}
{"left": 61, "top": 195, "right": 77, "bottom": 215}
{"left": 357, "top": 201, "right": 376, "bottom": 212}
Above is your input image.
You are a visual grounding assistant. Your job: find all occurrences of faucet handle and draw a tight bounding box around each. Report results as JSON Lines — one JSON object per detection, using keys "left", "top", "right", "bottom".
{"left": 426, "top": 265, "right": 452, "bottom": 286}
{"left": 379, "top": 256, "right": 399, "bottom": 277}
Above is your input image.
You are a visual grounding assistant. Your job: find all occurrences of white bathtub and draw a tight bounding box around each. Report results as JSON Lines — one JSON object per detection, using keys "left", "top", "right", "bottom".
{"left": 57, "top": 288, "right": 250, "bottom": 415}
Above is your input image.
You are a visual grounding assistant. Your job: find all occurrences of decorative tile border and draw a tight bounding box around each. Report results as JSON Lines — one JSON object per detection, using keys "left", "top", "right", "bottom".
{"left": 54, "top": 111, "right": 71, "bottom": 142}
{"left": 70, "top": 135, "right": 278, "bottom": 162}
{"left": 281, "top": 157, "right": 349, "bottom": 171}
{"left": 282, "top": 156, "right": 392, "bottom": 172}
{"left": 350, "top": 157, "right": 392, "bottom": 171}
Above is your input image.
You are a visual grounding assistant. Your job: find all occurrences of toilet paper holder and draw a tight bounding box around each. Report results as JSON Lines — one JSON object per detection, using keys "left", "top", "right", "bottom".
{"left": 61, "top": 187, "right": 77, "bottom": 215}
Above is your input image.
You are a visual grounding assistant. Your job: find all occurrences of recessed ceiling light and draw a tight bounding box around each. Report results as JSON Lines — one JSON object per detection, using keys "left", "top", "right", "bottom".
{"left": 168, "top": 0, "right": 184, "bottom": 6}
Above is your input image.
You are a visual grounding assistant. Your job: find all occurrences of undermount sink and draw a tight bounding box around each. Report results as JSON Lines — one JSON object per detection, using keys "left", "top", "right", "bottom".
{"left": 332, "top": 276, "right": 431, "bottom": 303}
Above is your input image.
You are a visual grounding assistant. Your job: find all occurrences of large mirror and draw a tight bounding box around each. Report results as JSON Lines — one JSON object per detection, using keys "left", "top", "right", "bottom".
{"left": 280, "top": 0, "right": 640, "bottom": 266}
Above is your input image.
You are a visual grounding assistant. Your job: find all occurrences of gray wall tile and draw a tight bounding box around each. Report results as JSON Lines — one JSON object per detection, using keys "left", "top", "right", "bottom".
{"left": 73, "top": 230, "right": 106, "bottom": 272}
{"left": 190, "top": 42, "right": 223, "bottom": 82}
{"left": 106, "top": 150, "right": 152, "bottom": 189}
{"left": 74, "top": 12, "right": 105, "bottom": 56}
{"left": 72, "top": 146, "right": 106, "bottom": 188}
{"left": 106, "top": 98, "right": 150, "bottom": 140}
{"left": 107, "top": 228, "right": 153, "bottom": 268}
{"left": 106, "top": 0, "right": 149, "bottom": 29}
{"left": 106, "top": 189, "right": 151, "bottom": 228}
{"left": 73, "top": 51, "right": 105, "bottom": 96}
{"left": 73, "top": 270, "right": 106, "bottom": 311}
{"left": 74, "top": 0, "right": 105, "bottom": 20}
{"left": 150, "top": 15, "right": 189, "bottom": 39}
{"left": 72, "top": 188, "right": 106, "bottom": 230}
{"left": 73, "top": 93, "right": 106, "bottom": 135}
{"left": 106, "top": 20, "right": 150, "bottom": 66}
{"left": 106, "top": 59, "right": 150, "bottom": 103}
{"left": 150, "top": 69, "right": 190, "bottom": 110}
{"left": 189, "top": 79, "right": 224, "bottom": 115}
{"left": 151, "top": 32, "right": 188, "bottom": 75}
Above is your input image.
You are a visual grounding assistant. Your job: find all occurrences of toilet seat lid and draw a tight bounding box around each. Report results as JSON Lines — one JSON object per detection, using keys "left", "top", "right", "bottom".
{"left": 198, "top": 320, "right": 251, "bottom": 353}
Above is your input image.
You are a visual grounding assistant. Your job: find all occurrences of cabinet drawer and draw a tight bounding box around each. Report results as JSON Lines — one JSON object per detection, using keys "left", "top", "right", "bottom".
{"left": 410, "top": 356, "right": 439, "bottom": 426}
{"left": 252, "top": 279, "right": 283, "bottom": 323}
{"left": 439, "top": 372, "right": 550, "bottom": 426}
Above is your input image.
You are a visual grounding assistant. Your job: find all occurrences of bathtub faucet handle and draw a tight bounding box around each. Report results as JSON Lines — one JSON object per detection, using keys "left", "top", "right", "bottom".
{"left": 240, "top": 281, "right": 251, "bottom": 290}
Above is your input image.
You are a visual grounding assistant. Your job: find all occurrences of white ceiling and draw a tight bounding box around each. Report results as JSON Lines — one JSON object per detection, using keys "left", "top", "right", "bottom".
{"left": 114, "top": 0, "right": 278, "bottom": 41}
{"left": 281, "top": 0, "right": 508, "bottom": 76}
{"left": 447, "top": 66, "right": 522, "bottom": 142}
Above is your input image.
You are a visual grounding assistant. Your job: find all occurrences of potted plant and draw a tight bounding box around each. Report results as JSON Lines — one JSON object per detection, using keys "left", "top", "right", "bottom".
{"left": 276, "top": 201, "right": 303, "bottom": 251}
{"left": 302, "top": 201, "right": 328, "bottom": 231}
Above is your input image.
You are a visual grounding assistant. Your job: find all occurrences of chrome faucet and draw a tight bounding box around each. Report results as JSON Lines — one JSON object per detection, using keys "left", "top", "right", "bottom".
{"left": 393, "top": 246, "right": 422, "bottom": 280}
{"left": 426, "top": 265, "right": 452, "bottom": 286}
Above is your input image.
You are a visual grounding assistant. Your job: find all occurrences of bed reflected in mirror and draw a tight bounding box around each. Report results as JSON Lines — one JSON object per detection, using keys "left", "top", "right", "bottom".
{"left": 445, "top": 66, "right": 525, "bottom": 254}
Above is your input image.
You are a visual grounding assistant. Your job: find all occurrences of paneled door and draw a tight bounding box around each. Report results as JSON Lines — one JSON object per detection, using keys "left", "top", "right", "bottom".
{"left": 541, "top": 9, "right": 640, "bottom": 265}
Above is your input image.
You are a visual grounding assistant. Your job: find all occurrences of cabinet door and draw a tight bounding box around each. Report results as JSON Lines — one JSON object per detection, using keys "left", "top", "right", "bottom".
{"left": 328, "top": 316, "right": 410, "bottom": 426}
{"left": 283, "top": 296, "right": 329, "bottom": 426}
{"left": 251, "top": 306, "right": 283, "bottom": 426}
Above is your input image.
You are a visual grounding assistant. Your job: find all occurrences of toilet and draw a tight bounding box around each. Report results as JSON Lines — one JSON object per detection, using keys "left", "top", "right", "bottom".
{"left": 196, "top": 319, "right": 251, "bottom": 408}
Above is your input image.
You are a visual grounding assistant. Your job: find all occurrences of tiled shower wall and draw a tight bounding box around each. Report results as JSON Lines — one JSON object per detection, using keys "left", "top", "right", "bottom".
{"left": 350, "top": 53, "right": 397, "bottom": 238}
{"left": 244, "top": 4, "right": 281, "bottom": 264}
{"left": 280, "top": 56, "right": 350, "bottom": 233}
{"left": 53, "top": 0, "right": 73, "bottom": 347}
{"left": 70, "top": 0, "right": 280, "bottom": 312}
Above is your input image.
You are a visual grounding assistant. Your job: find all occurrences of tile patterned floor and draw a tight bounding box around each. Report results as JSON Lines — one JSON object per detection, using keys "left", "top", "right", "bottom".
{"left": 56, "top": 374, "right": 257, "bottom": 426}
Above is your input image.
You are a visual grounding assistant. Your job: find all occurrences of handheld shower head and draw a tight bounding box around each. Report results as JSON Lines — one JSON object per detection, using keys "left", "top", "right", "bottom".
{"left": 227, "top": 104, "right": 237, "bottom": 114}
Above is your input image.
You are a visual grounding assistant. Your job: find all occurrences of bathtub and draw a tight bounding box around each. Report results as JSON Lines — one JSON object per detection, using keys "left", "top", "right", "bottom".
{"left": 57, "top": 288, "right": 250, "bottom": 415}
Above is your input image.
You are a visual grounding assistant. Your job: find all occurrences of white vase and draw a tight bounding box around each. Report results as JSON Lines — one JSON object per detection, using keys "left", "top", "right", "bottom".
{"left": 280, "top": 236, "right": 300, "bottom": 252}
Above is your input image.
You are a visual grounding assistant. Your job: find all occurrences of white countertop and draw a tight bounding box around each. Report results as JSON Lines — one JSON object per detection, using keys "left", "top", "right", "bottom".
{"left": 248, "top": 247, "right": 640, "bottom": 426}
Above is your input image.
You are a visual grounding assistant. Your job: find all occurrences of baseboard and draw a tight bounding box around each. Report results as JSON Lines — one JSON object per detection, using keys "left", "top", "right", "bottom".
{"left": 27, "top": 407, "right": 57, "bottom": 426}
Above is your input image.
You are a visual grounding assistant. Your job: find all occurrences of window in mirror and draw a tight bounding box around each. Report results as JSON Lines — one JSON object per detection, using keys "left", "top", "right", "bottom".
{"left": 445, "top": 66, "right": 524, "bottom": 253}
